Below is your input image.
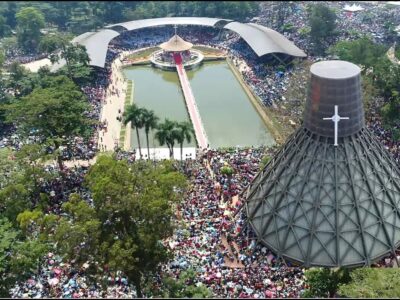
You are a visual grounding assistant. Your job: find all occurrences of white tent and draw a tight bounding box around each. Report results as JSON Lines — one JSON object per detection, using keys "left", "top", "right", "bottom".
{"left": 343, "top": 4, "right": 365, "bottom": 12}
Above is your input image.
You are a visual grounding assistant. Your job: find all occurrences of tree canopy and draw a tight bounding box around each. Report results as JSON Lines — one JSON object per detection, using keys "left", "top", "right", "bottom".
{"left": 18, "top": 155, "right": 187, "bottom": 297}
{"left": 5, "top": 75, "right": 91, "bottom": 140}
{"left": 0, "top": 1, "right": 258, "bottom": 38}
{"left": 4, "top": 75, "right": 92, "bottom": 169}
{"left": 327, "top": 37, "right": 388, "bottom": 70}
{"left": 302, "top": 267, "right": 350, "bottom": 298}
{"left": 156, "top": 268, "right": 212, "bottom": 298}
{"left": 15, "top": 7, "right": 45, "bottom": 52}
{"left": 338, "top": 268, "right": 400, "bottom": 298}
{"left": 308, "top": 3, "right": 337, "bottom": 55}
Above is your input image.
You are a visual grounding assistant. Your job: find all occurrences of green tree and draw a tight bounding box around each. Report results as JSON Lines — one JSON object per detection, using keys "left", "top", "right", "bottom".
{"left": 0, "top": 217, "right": 48, "bottom": 297}
{"left": 338, "top": 268, "right": 400, "bottom": 298}
{"left": 15, "top": 144, "right": 52, "bottom": 201}
{"left": 8, "top": 238, "right": 49, "bottom": 283}
{"left": 309, "top": 4, "right": 337, "bottom": 55}
{"left": 175, "top": 121, "right": 194, "bottom": 162}
{"left": 373, "top": 56, "right": 400, "bottom": 99}
{"left": 123, "top": 103, "right": 145, "bottom": 159}
{"left": 87, "top": 156, "right": 186, "bottom": 296}
{"left": 141, "top": 108, "right": 159, "bottom": 160}
{"left": 0, "top": 217, "right": 18, "bottom": 297}
{"left": 272, "top": 1, "right": 296, "bottom": 30}
{"left": 44, "top": 194, "right": 101, "bottom": 265}
{"left": 155, "top": 119, "right": 179, "bottom": 159}
{"left": 220, "top": 165, "right": 234, "bottom": 190}
{"left": 4, "top": 75, "right": 92, "bottom": 170}
{"left": 38, "top": 33, "right": 68, "bottom": 54}
{"left": 303, "top": 267, "right": 350, "bottom": 298}
{"left": 42, "top": 35, "right": 92, "bottom": 84}
{"left": 0, "top": 148, "right": 33, "bottom": 224}
{"left": 87, "top": 157, "right": 186, "bottom": 296}
{"left": 158, "top": 269, "right": 212, "bottom": 298}
{"left": 0, "top": 148, "right": 18, "bottom": 189}
{"left": 381, "top": 91, "right": 400, "bottom": 129}
{"left": 0, "top": 15, "right": 11, "bottom": 37}
{"left": 15, "top": 7, "right": 45, "bottom": 52}
{"left": 0, "top": 181, "right": 30, "bottom": 224}
{"left": 59, "top": 43, "right": 92, "bottom": 83}
{"left": 328, "top": 37, "right": 387, "bottom": 71}
{"left": 6, "top": 62, "right": 37, "bottom": 98}
{"left": 4, "top": 2, "right": 17, "bottom": 29}
{"left": 19, "top": 156, "right": 187, "bottom": 298}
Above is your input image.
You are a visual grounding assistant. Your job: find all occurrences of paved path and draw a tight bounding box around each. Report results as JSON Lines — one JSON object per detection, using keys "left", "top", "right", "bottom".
{"left": 22, "top": 58, "right": 52, "bottom": 72}
{"left": 175, "top": 54, "right": 208, "bottom": 149}
{"left": 387, "top": 43, "right": 400, "bottom": 65}
{"left": 98, "top": 54, "right": 129, "bottom": 152}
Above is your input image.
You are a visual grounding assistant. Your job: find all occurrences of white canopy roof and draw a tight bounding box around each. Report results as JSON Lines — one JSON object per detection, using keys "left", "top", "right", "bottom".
{"left": 343, "top": 4, "right": 365, "bottom": 12}
{"left": 62, "top": 17, "right": 306, "bottom": 69}
{"left": 159, "top": 35, "right": 193, "bottom": 52}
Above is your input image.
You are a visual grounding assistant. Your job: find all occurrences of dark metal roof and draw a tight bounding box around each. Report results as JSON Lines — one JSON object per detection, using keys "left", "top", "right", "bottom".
{"left": 244, "top": 60, "right": 400, "bottom": 267}
{"left": 245, "top": 127, "right": 400, "bottom": 267}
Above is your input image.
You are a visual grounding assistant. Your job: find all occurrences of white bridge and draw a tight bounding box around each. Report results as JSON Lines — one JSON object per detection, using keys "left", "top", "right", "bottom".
{"left": 174, "top": 53, "right": 208, "bottom": 149}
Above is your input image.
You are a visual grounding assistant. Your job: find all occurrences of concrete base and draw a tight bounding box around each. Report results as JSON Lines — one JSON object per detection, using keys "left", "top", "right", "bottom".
{"left": 150, "top": 49, "right": 204, "bottom": 70}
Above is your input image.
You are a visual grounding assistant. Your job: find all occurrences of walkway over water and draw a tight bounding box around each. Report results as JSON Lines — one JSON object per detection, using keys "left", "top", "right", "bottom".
{"left": 174, "top": 53, "right": 208, "bottom": 149}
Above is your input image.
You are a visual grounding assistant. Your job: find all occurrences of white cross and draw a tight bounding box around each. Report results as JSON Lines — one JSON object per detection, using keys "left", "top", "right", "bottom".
{"left": 322, "top": 105, "right": 349, "bottom": 146}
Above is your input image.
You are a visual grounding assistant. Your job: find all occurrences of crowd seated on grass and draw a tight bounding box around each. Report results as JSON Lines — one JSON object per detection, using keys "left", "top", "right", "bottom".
{"left": 5, "top": 2, "right": 400, "bottom": 297}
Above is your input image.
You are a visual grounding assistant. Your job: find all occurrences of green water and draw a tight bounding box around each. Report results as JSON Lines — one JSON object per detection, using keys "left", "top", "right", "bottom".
{"left": 123, "top": 66, "right": 195, "bottom": 148}
{"left": 123, "top": 61, "right": 275, "bottom": 149}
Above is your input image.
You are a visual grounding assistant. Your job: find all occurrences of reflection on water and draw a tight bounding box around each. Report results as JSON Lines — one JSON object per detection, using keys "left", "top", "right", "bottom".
{"left": 123, "top": 66, "right": 194, "bottom": 148}
{"left": 186, "top": 61, "right": 275, "bottom": 148}
{"left": 123, "top": 61, "right": 275, "bottom": 149}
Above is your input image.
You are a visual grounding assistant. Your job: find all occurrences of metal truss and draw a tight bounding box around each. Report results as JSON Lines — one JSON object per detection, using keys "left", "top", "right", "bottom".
{"left": 245, "top": 127, "right": 400, "bottom": 267}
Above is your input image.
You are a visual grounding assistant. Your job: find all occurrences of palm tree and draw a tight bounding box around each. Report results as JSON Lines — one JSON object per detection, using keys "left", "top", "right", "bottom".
{"left": 155, "top": 119, "right": 179, "bottom": 159}
{"left": 175, "top": 121, "right": 194, "bottom": 162}
{"left": 141, "top": 109, "right": 159, "bottom": 160}
{"left": 123, "top": 103, "right": 145, "bottom": 158}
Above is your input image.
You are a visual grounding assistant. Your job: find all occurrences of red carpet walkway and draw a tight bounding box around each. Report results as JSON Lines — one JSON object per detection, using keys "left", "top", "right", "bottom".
{"left": 175, "top": 54, "right": 208, "bottom": 149}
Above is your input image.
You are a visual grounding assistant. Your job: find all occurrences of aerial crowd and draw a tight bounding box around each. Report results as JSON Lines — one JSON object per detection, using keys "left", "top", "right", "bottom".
{"left": 3, "top": 1, "right": 400, "bottom": 298}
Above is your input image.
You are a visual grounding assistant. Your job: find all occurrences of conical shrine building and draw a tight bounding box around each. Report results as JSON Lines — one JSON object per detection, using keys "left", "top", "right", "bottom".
{"left": 245, "top": 60, "right": 400, "bottom": 267}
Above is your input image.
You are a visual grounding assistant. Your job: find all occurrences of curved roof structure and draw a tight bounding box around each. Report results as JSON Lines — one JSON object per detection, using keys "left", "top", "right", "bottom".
{"left": 160, "top": 35, "right": 193, "bottom": 52}
{"left": 225, "top": 22, "right": 307, "bottom": 58}
{"left": 65, "top": 17, "right": 306, "bottom": 69}
{"left": 246, "top": 23, "right": 307, "bottom": 58}
{"left": 105, "top": 17, "right": 229, "bottom": 31}
{"left": 71, "top": 29, "right": 120, "bottom": 68}
{"left": 245, "top": 61, "right": 400, "bottom": 267}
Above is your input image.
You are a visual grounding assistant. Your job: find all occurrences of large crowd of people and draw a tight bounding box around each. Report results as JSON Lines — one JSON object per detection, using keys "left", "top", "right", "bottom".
{"left": 258, "top": 1, "right": 400, "bottom": 55}
{"left": 4, "top": 1, "right": 400, "bottom": 298}
{"left": 155, "top": 147, "right": 306, "bottom": 298}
